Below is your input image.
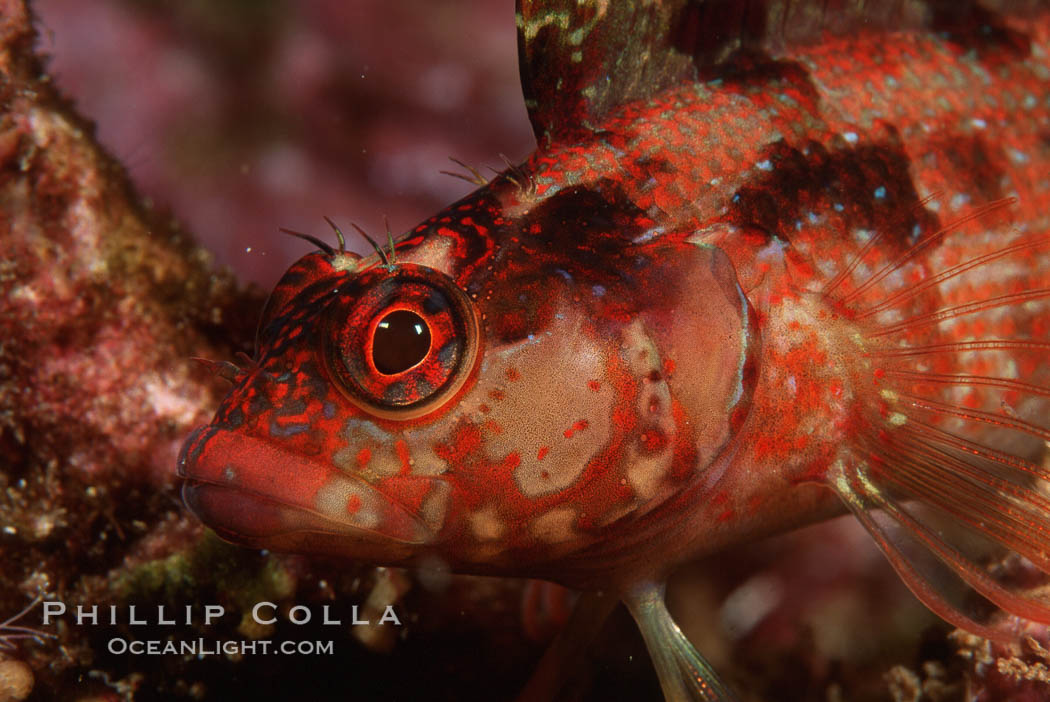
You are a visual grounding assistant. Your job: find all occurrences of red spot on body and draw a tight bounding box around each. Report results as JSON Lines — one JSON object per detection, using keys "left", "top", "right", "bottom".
{"left": 488, "top": 389, "right": 506, "bottom": 401}
{"left": 563, "top": 419, "right": 590, "bottom": 439}
{"left": 537, "top": 446, "right": 549, "bottom": 461}
{"left": 588, "top": 380, "right": 601, "bottom": 392}
{"left": 663, "top": 359, "right": 676, "bottom": 376}
{"left": 640, "top": 429, "right": 667, "bottom": 452}
{"left": 668, "top": 398, "right": 697, "bottom": 482}
{"left": 346, "top": 494, "right": 362, "bottom": 514}
{"left": 717, "top": 509, "right": 734, "bottom": 523}
{"left": 506, "top": 368, "right": 521, "bottom": 381}
{"left": 435, "top": 423, "right": 483, "bottom": 469}
{"left": 752, "top": 435, "right": 776, "bottom": 461}
{"left": 380, "top": 476, "right": 431, "bottom": 514}
{"left": 356, "top": 447, "right": 372, "bottom": 470}
{"left": 483, "top": 420, "right": 503, "bottom": 435}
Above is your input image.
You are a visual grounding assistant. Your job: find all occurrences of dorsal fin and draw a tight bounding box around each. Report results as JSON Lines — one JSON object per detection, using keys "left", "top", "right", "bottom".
{"left": 516, "top": 1, "right": 695, "bottom": 146}
{"left": 516, "top": 0, "right": 1047, "bottom": 146}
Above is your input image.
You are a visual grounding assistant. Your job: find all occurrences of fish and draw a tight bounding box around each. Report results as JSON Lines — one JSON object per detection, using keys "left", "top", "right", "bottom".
{"left": 177, "top": 1, "right": 1050, "bottom": 699}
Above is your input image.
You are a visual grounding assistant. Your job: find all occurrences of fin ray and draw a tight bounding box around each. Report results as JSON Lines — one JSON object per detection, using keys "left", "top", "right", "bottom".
{"left": 824, "top": 183, "right": 1050, "bottom": 639}
{"left": 623, "top": 582, "right": 738, "bottom": 702}
{"left": 834, "top": 466, "right": 1039, "bottom": 642}
{"left": 862, "top": 434, "right": 1050, "bottom": 573}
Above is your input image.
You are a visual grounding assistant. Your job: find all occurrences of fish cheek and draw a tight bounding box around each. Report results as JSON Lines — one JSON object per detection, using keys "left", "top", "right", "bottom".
{"left": 466, "top": 307, "right": 616, "bottom": 500}
{"left": 640, "top": 242, "right": 759, "bottom": 480}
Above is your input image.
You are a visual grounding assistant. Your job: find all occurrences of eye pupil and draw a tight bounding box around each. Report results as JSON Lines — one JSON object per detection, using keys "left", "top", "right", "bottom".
{"left": 372, "top": 310, "right": 431, "bottom": 375}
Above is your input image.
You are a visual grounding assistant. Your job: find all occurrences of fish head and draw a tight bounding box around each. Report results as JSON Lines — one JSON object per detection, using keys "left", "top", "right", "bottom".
{"left": 178, "top": 181, "right": 759, "bottom": 582}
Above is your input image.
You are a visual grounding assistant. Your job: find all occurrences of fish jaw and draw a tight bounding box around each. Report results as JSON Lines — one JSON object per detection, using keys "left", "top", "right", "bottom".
{"left": 177, "top": 424, "right": 436, "bottom": 561}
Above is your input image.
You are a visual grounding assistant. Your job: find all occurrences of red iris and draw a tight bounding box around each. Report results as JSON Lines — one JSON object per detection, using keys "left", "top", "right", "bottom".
{"left": 323, "top": 264, "right": 479, "bottom": 420}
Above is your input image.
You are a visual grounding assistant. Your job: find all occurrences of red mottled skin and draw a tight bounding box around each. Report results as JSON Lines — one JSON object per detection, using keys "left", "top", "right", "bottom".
{"left": 179, "top": 1, "right": 1050, "bottom": 696}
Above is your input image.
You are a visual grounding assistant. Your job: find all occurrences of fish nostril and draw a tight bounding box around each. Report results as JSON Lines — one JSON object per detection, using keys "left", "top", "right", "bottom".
{"left": 176, "top": 426, "right": 210, "bottom": 478}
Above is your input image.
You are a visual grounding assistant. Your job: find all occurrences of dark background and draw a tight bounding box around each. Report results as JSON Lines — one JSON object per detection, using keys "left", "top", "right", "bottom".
{"left": 33, "top": 0, "right": 536, "bottom": 288}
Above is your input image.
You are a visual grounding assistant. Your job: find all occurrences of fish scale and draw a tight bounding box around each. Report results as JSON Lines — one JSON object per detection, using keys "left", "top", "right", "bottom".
{"left": 178, "top": 1, "right": 1050, "bottom": 699}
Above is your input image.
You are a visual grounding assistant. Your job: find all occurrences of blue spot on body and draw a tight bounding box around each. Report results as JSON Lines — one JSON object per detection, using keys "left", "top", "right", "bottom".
{"left": 555, "top": 269, "right": 572, "bottom": 281}
{"left": 323, "top": 402, "right": 336, "bottom": 419}
{"left": 592, "top": 285, "right": 606, "bottom": 297}
{"left": 270, "top": 420, "right": 311, "bottom": 438}
{"left": 833, "top": 202, "right": 845, "bottom": 212}
{"left": 874, "top": 186, "right": 887, "bottom": 200}
{"left": 1009, "top": 148, "right": 1029, "bottom": 165}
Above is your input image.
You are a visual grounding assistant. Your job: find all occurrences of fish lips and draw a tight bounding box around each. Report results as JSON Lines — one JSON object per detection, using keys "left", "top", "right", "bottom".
{"left": 177, "top": 425, "right": 435, "bottom": 556}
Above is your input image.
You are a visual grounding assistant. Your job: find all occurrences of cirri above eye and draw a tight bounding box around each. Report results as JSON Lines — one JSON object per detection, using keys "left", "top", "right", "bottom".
{"left": 323, "top": 264, "right": 480, "bottom": 420}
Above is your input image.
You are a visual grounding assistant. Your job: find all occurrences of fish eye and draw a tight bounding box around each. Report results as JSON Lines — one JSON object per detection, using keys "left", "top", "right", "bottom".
{"left": 372, "top": 310, "right": 431, "bottom": 375}
{"left": 323, "top": 264, "right": 479, "bottom": 420}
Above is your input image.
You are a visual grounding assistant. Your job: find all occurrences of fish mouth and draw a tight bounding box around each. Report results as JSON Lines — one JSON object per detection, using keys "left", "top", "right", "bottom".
{"left": 177, "top": 426, "right": 435, "bottom": 556}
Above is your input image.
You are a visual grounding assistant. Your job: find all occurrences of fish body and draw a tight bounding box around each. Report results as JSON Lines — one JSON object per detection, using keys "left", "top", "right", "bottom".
{"left": 178, "top": 1, "right": 1050, "bottom": 698}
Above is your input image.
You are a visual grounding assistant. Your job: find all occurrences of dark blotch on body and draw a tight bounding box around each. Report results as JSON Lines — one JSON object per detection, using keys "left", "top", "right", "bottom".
{"left": 927, "top": 133, "right": 1006, "bottom": 202}
{"left": 930, "top": 1, "right": 1031, "bottom": 67}
{"left": 699, "top": 49, "right": 819, "bottom": 108}
{"left": 477, "top": 181, "right": 670, "bottom": 343}
{"left": 727, "top": 133, "right": 937, "bottom": 251}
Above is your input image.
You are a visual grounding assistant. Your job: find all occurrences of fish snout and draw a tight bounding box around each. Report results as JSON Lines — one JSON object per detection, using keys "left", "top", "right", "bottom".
{"left": 176, "top": 426, "right": 435, "bottom": 551}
